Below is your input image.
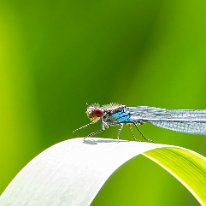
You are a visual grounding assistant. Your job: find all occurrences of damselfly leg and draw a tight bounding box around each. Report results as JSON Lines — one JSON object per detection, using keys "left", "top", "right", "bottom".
{"left": 129, "top": 124, "right": 139, "bottom": 141}
{"left": 133, "top": 123, "right": 154, "bottom": 143}
{"left": 86, "top": 129, "right": 104, "bottom": 139}
{"left": 117, "top": 124, "right": 124, "bottom": 140}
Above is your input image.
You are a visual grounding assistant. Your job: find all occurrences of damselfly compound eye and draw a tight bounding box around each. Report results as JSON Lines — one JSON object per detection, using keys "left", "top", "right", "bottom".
{"left": 86, "top": 106, "right": 104, "bottom": 122}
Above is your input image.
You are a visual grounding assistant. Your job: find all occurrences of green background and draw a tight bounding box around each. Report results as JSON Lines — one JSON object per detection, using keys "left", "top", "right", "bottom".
{"left": 0, "top": 0, "right": 206, "bottom": 205}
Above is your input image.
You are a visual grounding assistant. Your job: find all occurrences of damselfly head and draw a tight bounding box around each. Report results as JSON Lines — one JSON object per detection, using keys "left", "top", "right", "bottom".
{"left": 73, "top": 104, "right": 104, "bottom": 133}
{"left": 86, "top": 104, "right": 104, "bottom": 122}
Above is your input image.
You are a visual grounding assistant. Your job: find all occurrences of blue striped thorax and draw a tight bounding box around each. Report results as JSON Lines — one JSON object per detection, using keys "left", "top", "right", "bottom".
{"left": 102, "top": 104, "right": 130, "bottom": 124}
{"left": 110, "top": 111, "right": 130, "bottom": 123}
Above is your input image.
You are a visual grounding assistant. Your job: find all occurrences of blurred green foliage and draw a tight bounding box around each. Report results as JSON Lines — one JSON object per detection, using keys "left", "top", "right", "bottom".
{"left": 0, "top": 0, "right": 206, "bottom": 205}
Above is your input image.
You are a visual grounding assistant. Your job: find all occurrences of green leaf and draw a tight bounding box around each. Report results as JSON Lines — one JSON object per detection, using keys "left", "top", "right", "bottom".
{"left": 0, "top": 138, "right": 206, "bottom": 206}
{"left": 144, "top": 147, "right": 206, "bottom": 205}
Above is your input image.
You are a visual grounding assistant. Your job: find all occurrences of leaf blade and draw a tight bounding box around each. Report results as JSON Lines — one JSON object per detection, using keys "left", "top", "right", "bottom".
{"left": 0, "top": 138, "right": 206, "bottom": 206}
{"left": 144, "top": 147, "right": 206, "bottom": 205}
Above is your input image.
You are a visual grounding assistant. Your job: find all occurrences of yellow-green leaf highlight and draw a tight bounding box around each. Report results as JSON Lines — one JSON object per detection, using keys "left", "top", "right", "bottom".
{"left": 144, "top": 148, "right": 206, "bottom": 206}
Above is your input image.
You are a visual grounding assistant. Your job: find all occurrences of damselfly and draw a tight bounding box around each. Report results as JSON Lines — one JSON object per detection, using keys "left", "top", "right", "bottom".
{"left": 74, "top": 103, "right": 206, "bottom": 141}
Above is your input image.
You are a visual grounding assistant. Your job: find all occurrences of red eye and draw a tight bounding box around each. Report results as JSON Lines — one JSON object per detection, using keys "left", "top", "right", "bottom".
{"left": 92, "top": 109, "right": 104, "bottom": 117}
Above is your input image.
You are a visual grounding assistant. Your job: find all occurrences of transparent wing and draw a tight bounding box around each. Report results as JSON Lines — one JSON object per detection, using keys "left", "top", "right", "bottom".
{"left": 127, "top": 106, "right": 206, "bottom": 135}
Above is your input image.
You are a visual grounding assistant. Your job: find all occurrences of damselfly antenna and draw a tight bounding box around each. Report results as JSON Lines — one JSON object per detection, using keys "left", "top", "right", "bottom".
{"left": 73, "top": 121, "right": 95, "bottom": 133}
